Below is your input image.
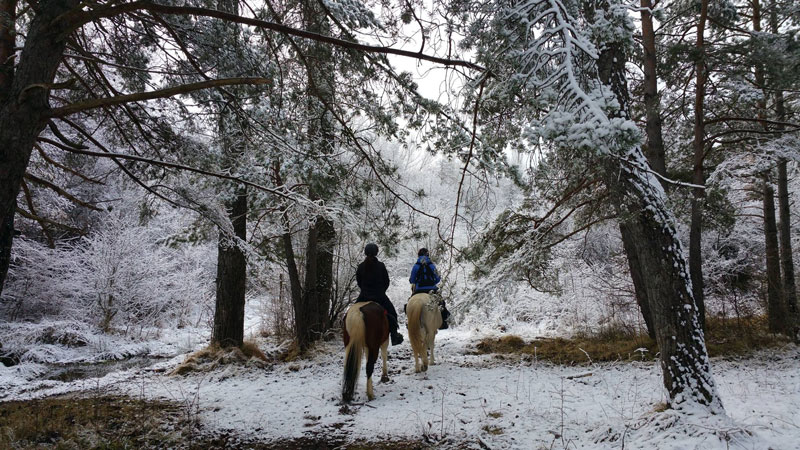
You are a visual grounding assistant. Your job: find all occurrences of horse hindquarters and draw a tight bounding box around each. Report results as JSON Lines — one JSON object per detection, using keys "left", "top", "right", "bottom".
{"left": 360, "top": 302, "right": 390, "bottom": 401}
{"left": 406, "top": 295, "right": 429, "bottom": 372}
{"left": 426, "top": 304, "right": 442, "bottom": 366}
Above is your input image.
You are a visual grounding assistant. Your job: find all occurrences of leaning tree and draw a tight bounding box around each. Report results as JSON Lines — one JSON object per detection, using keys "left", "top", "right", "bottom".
{"left": 458, "top": 0, "right": 723, "bottom": 409}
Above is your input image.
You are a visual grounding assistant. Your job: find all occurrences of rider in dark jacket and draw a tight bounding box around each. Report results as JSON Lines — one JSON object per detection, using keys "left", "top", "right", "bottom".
{"left": 356, "top": 243, "right": 403, "bottom": 345}
{"left": 409, "top": 248, "right": 450, "bottom": 329}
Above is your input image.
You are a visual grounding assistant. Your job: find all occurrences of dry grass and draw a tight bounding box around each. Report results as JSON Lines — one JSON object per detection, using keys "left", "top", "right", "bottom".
{"left": 170, "top": 341, "right": 269, "bottom": 376}
{"left": 241, "top": 340, "right": 269, "bottom": 361}
{"left": 481, "top": 425, "right": 504, "bottom": 435}
{"left": 0, "top": 395, "right": 186, "bottom": 449}
{"left": 0, "top": 395, "right": 428, "bottom": 449}
{"left": 475, "top": 315, "right": 792, "bottom": 364}
{"left": 704, "top": 315, "right": 791, "bottom": 357}
{"left": 476, "top": 331, "right": 657, "bottom": 364}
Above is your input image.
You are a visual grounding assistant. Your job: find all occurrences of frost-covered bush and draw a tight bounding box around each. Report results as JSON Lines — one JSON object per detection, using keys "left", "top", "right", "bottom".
{"left": 2, "top": 206, "right": 213, "bottom": 335}
{"left": 2, "top": 238, "right": 84, "bottom": 321}
{"left": 74, "top": 214, "right": 208, "bottom": 333}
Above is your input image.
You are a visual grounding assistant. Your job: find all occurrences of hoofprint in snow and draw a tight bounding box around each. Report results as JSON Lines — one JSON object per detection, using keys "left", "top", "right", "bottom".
{"left": 2, "top": 331, "right": 798, "bottom": 449}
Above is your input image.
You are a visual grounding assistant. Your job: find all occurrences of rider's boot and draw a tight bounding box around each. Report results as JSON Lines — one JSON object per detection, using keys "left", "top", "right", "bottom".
{"left": 439, "top": 300, "right": 451, "bottom": 330}
{"left": 391, "top": 331, "right": 404, "bottom": 346}
{"left": 387, "top": 312, "right": 404, "bottom": 345}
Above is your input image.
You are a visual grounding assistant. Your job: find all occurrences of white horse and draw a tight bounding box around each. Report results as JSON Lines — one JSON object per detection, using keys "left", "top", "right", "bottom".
{"left": 406, "top": 293, "right": 444, "bottom": 372}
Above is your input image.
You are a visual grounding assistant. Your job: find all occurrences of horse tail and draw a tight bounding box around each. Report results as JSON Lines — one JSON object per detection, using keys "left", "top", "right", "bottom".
{"left": 342, "top": 305, "right": 366, "bottom": 402}
{"left": 407, "top": 295, "right": 425, "bottom": 358}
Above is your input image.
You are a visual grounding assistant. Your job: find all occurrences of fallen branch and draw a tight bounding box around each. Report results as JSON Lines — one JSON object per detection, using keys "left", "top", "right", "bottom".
{"left": 564, "top": 372, "right": 593, "bottom": 380}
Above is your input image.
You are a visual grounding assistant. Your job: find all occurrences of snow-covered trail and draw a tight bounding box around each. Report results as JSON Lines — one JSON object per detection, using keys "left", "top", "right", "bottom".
{"left": 2, "top": 330, "right": 799, "bottom": 449}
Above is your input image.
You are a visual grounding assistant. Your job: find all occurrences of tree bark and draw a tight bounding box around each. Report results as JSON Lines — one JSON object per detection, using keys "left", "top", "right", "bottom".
{"left": 300, "top": 222, "right": 320, "bottom": 347}
{"left": 290, "top": 0, "right": 338, "bottom": 351}
{"left": 282, "top": 229, "right": 306, "bottom": 341}
{"left": 594, "top": 0, "right": 720, "bottom": 408}
{"left": 622, "top": 0, "right": 667, "bottom": 340}
{"left": 689, "top": 0, "right": 709, "bottom": 332}
{"left": 308, "top": 218, "right": 335, "bottom": 329}
{"left": 763, "top": 180, "right": 787, "bottom": 333}
{"left": 212, "top": 188, "right": 247, "bottom": 347}
{"left": 210, "top": 0, "right": 248, "bottom": 348}
{"left": 639, "top": 0, "right": 667, "bottom": 181}
{"left": 620, "top": 222, "right": 656, "bottom": 340}
{"left": 769, "top": 0, "right": 799, "bottom": 335}
{"left": 0, "top": 0, "right": 14, "bottom": 281}
{"left": 776, "top": 160, "right": 798, "bottom": 327}
{"left": 0, "top": 0, "right": 79, "bottom": 295}
{"left": 0, "top": 0, "right": 15, "bottom": 99}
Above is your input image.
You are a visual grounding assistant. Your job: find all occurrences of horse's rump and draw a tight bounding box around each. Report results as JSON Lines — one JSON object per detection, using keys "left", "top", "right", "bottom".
{"left": 342, "top": 301, "right": 389, "bottom": 402}
{"left": 406, "top": 293, "right": 443, "bottom": 372}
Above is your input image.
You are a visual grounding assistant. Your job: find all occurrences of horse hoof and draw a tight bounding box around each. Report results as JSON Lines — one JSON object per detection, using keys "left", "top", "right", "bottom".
{"left": 422, "top": 365, "right": 428, "bottom": 372}
{"left": 381, "top": 375, "right": 390, "bottom": 383}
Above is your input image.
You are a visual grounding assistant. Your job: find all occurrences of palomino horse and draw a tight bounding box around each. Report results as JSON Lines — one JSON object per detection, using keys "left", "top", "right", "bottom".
{"left": 342, "top": 301, "right": 390, "bottom": 402}
{"left": 406, "top": 293, "right": 443, "bottom": 373}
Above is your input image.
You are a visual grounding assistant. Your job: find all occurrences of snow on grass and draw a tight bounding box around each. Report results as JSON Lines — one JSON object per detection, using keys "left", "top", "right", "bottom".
{"left": 3, "top": 330, "right": 797, "bottom": 449}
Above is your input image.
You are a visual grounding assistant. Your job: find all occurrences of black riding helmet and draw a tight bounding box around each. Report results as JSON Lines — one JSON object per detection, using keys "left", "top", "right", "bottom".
{"left": 418, "top": 248, "right": 429, "bottom": 257}
{"left": 365, "top": 243, "right": 379, "bottom": 257}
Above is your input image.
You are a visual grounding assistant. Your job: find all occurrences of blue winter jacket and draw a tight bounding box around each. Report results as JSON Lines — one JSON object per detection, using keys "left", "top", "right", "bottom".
{"left": 409, "top": 255, "right": 441, "bottom": 290}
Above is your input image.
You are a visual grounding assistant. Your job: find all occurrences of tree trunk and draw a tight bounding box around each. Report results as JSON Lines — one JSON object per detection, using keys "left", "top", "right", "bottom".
{"left": 212, "top": 188, "right": 247, "bottom": 348}
{"left": 292, "top": 0, "right": 337, "bottom": 350}
{"left": 620, "top": 223, "right": 656, "bottom": 340}
{"left": 594, "top": 0, "right": 720, "bottom": 408}
{"left": 282, "top": 229, "right": 305, "bottom": 337}
{"left": 622, "top": 0, "right": 667, "bottom": 340}
{"left": 310, "top": 218, "right": 334, "bottom": 330}
{"left": 639, "top": 0, "right": 667, "bottom": 181}
{"left": 769, "top": 0, "right": 799, "bottom": 333}
{"left": 612, "top": 172, "right": 719, "bottom": 406}
{"left": 763, "top": 180, "right": 787, "bottom": 334}
{"left": 776, "top": 160, "right": 798, "bottom": 327}
{"left": 300, "top": 222, "right": 321, "bottom": 348}
{"left": 0, "top": 0, "right": 78, "bottom": 294}
{"left": 0, "top": 0, "right": 15, "bottom": 99}
{"left": 209, "top": 0, "right": 249, "bottom": 348}
{"left": 689, "top": 0, "right": 709, "bottom": 332}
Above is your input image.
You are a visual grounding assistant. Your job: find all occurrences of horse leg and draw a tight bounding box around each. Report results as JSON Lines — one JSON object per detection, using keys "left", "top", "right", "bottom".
{"left": 413, "top": 339, "right": 423, "bottom": 373}
{"left": 428, "top": 331, "right": 436, "bottom": 366}
{"left": 366, "top": 346, "right": 378, "bottom": 400}
{"left": 380, "top": 338, "right": 389, "bottom": 382}
{"left": 420, "top": 328, "right": 429, "bottom": 372}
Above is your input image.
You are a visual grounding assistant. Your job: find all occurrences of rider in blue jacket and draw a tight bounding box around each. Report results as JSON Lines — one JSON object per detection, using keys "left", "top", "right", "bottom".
{"left": 409, "top": 248, "right": 450, "bottom": 329}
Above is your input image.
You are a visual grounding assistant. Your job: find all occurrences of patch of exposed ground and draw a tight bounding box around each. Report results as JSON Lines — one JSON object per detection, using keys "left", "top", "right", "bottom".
{"left": 474, "top": 315, "right": 792, "bottom": 364}
{"left": 0, "top": 395, "right": 432, "bottom": 449}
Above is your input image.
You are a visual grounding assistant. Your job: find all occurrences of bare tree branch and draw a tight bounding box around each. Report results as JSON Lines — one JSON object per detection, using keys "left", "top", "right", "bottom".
{"left": 24, "top": 173, "right": 103, "bottom": 211}
{"left": 49, "top": 145, "right": 296, "bottom": 200}
{"left": 62, "top": 1, "right": 486, "bottom": 72}
{"left": 16, "top": 207, "right": 86, "bottom": 234}
{"left": 48, "top": 77, "right": 272, "bottom": 117}
{"left": 20, "top": 179, "right": 56, "bottom": 248}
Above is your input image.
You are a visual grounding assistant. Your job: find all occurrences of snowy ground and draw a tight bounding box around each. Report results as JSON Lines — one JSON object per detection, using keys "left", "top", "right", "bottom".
{"left": 2, "top": 328, "right": 798, "bottom": 449}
